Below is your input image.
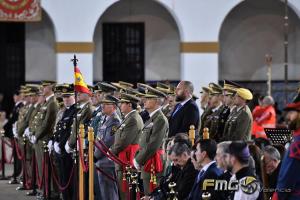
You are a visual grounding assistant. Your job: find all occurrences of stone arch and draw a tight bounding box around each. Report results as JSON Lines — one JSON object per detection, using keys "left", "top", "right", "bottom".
{"left": 219, "top": 0, "right": 300, "bottom": 81}
{"left": 25, "top": 9, "right": 56, "bottom": 81}
{"left": 93, "top": 0, "right": 181, "bottom": 82}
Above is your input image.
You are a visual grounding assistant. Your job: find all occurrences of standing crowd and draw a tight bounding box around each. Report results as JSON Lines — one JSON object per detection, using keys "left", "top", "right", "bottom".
{"left": 0, "top": 79, "right": 300, "bottom": 200}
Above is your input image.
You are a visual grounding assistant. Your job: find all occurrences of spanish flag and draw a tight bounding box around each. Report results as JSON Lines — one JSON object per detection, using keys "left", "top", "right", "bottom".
{"left": 74, "top": 66, "right": 91, "bottom": 95}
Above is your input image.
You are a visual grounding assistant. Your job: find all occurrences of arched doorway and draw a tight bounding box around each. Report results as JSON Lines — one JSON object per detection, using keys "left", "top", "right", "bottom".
{"left": 93, "top": 0, "right": 181, "bottom": 83}
{"left": 219, "top": 0, "right": 300, "bottom": 108}
{"left": 25, "top": 10, "right": 56, "bottom": 82}
{"left": 0, "top": 10, "right": 56, "bottom": 113}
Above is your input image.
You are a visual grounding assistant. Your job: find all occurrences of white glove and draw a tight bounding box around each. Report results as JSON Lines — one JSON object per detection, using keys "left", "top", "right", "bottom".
{"left": 12, "top": 123, "right": 17, "bottom": 138}
{"left": 65, "top": 142, "right": 72, "bottom": 154}
{"left": 54, "top": 142, "right": 61, "bottom": 154}
{"left": 47, "top": 140, "right": 53, "bottom": 153}
{"left": 133, "top": 158, "right": 140, "bottom": 170}
{"left": 24, "top": 127, "right": 30, "bottom": 138}
{"left": 30, "top": 135, "right": 37, "bottom": 144}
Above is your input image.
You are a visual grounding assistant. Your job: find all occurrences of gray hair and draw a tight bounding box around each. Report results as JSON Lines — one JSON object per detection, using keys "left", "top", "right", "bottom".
{"left": 170, "top": 142, "right": 191, "bottom": 156}
{"left": 262, "top": 96, "right": 275, "bottom": 106}
{"left": 264, "top": 146, "right": 281, "bottom": 161}
{"left": 182, "top": 81, "right": 194, "bottom": 94}
{"left": 217, "top": 141, "right": 231, "bottom": 154}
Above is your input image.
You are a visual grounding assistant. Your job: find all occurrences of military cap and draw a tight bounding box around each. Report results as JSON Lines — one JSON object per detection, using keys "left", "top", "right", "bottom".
{"left": 236, "top": 88, "right": 253, "bottom": 100}
{"left": 209, "top": 83, "right": 223, "bottom": 95}
{"left": 223, "top": 80, "right": 242, "bottom": 90}
{"left": 27, "top": 84, "right": 41, "bottom": 96}
{"left": 223, "top": 87, "right": 236, "bottom": 96}
{"left": 100, "top": 95, "right": 119, "bottom": 104}
{"left": 96, "top": 82, "right": 117, "bottom": 93}
{"left": 119, "top": 81, "right": 134, "bottom": 88}
{"left": 61, "top": 84, "right": 74, "bottom": 96}
{"left": 200, "top": 86, "right": 212, "bottom": 94}
{"left": 144, "top": 86, "right": 167, "bottom": 98}
{"left": 119, "top": 93, "right": 140, "bottom": 103}
{"left": 54, "top": 83, "right": 67, "bottom": 94}
{"left": 41, "top": 80, "right": 56, "bottom": 86}
{"left": 156, "top": 82, "right": 170, "bottom": 89}
{"left": 156, "top": 87, "right": 173, "bottom": 96}
{"left": 111, "top": 82, "right": 127, "bottom": 92}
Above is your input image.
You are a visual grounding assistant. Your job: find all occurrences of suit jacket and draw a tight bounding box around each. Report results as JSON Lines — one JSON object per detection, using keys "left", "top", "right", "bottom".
{"left": 175, "top": 159, "right": 198, "bottom": 200}
{"left": 35, "top": 96, "right": 58, "bottom": 141}
{"left": 135, "top": 109, "right": 169, "bottom": 166}
{"left": 3, "top": 101, "right": 24, "bottom": 138}
{"left": 188, "top": 162, "right": 222, "bottom": 200}
{"left": 94, "top": 112, "right": 121, "bottom": 168}
{"left": 110, "top": 110, "right": 144, "bottom": 156}
{"left": 168, "top": 99, "right": 199, "bottom": 137}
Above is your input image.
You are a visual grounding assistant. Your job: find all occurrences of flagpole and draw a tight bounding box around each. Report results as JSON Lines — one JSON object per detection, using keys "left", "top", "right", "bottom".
{"left": 71, "top": 54, "right": 79, "bottom": 199}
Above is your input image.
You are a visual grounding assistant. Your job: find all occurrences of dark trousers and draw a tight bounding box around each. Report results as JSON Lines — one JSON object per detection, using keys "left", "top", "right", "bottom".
{"left": 56, "top": 152, "right": 73, "bottom": 200}
{"left": 12, "top": 142, "right": 22, "bottom": 178}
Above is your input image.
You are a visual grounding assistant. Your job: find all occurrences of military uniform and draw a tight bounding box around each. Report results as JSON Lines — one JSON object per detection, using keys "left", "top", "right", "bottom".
{"left": 110, "top": 93, "right": 144, "bottom": 199}
{"left": 135, "top": 109, "right": 169, "bottom": 195}
{"left": 222, "top": 105, "right": 252, "bottom": 141}
{"left": 199, "top": 106, "right": 213, "bottom": 136}
{"left": 94, "top": 105, "right": 121, "bottom": 200}
{"left": 54, "top": 103, "right": 77, "bottom": 200}
{"left": 203, "top": 104, "right": 224, "bottom": 142}
{"left": 33, "top": 91, "right": 58, "bottom": 192}
{"left": 68, "top": 101, "right": 93, "bottom": 149}
{"left": 221, "top": 87, "right": 253, "bottom": 141}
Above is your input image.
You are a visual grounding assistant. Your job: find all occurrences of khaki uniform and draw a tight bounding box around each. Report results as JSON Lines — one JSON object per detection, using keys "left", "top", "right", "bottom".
{"left": 222, "top": 105, "right": 253, "bottom": 141}
{"left": 161, "top": 104, "right": 174, "bottom": 119}
{"left": 68, "top": 102, "right": 93, "bottom": 149}
{"left": 135, "top": 109, "right": 169, "bottom": 195}
{"left": 34, "top": 96, "right": 58, "bottom": 180}
{"left": 199, "top": 106, "right": 213, "bottom": 137}
{"left": 110, "top": 110, "right": 144, "bottom": 200}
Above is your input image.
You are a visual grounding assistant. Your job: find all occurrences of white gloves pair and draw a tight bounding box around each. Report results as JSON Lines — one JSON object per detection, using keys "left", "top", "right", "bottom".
{"left": 47, "top": 140, "right": 61, "bottom": 154}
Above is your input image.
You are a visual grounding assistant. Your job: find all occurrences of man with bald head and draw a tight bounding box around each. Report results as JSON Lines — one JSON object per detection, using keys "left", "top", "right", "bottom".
{"left": 168, "top": 81, "right": 199, "bottom": 138}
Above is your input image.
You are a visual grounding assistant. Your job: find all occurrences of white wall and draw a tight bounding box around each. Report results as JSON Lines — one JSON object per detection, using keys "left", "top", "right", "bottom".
{"left": 93, "top": 0, "right": 180, "bottom": 81}
{"left": 25, "top": 11, "right": 56, "bottom": 81}
{"left": 34, "top": 0, "right": 300, "bottom": 87}
{"left": 219, "top": 0, "right": 300, "bottom": 81}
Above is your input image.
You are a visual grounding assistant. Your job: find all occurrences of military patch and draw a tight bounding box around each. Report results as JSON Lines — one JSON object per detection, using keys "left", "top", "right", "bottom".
{"left": 111, "top": 126, "right": 118, "bottom": 135}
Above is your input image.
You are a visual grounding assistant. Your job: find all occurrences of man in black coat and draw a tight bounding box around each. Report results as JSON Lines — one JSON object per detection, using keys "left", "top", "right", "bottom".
{"left": 148, "top": 141, "right": 198, "bottom": 200}
{"left": 168, "top": 81, "right": 199, "bottom": 138}
{"left": 3, "top": 90, "right": 24, "bottom": 183}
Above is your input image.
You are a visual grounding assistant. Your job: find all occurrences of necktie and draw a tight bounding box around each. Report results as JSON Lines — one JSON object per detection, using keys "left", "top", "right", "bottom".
{"left": 172, "top": 104, "right": 183, "bottom": 117}
{"left": 197, "top": 170, "right": 205, "bottom": 183}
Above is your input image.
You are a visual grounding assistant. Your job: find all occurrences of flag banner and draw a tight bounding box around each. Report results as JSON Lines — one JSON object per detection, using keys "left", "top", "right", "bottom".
{"left": 74, "top": 66, "right": 91, "bottom": 95}
{"left": 0, "top": 0, "right": 41, "bottom": 22}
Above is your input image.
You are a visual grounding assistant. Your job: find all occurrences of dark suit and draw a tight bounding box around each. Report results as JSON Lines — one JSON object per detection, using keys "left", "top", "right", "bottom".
{"left": 188, "top": 162, "right": 222, "bottom": 200}
{"left": 168, "top": 99, "right": 199, "bottom": 138}
{"left": 3, "top": 101, "right": 24, "bottom": 138}
{"left": 3, "top": 101, "right": 24, "bottom": 178}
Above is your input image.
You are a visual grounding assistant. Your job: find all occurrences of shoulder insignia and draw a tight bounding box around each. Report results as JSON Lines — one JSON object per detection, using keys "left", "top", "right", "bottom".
{"left": 111, "top": 126, "right": 118, "bottom": 135}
